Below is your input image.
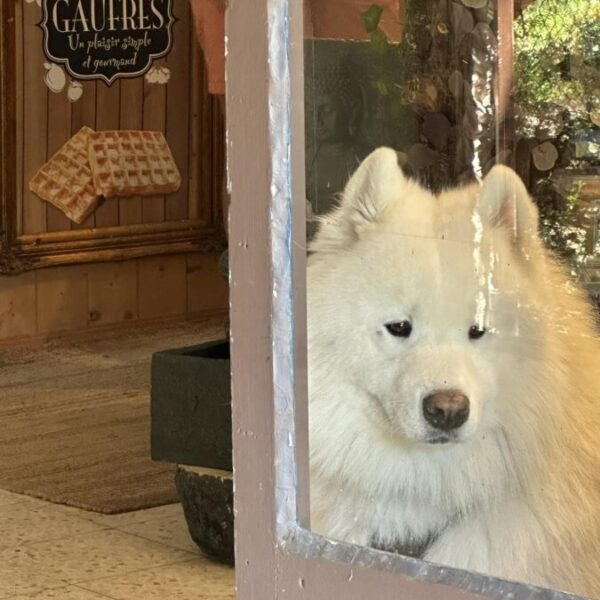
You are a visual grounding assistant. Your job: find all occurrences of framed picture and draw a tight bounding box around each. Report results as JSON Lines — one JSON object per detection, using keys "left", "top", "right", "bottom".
{"left": 0, "top": 0, "right": 225, "bottom": 274}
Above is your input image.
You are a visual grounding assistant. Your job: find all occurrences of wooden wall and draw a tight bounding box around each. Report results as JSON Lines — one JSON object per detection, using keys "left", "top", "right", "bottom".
{"left": 0, "top": 252, "right": 228, "bottom": 343}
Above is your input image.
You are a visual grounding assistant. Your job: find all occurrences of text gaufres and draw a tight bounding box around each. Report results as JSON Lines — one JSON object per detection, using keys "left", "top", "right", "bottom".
{"left": 41, "top": 0, "right": 174, "bottom": 84}
{"left": 50, "top": 0, "right": 167, "bottom": 33}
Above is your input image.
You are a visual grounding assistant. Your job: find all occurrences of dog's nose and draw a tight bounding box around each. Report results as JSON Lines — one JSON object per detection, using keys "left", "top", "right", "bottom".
{"left": 422, "top": 390, "right": 470, "bottom": 431}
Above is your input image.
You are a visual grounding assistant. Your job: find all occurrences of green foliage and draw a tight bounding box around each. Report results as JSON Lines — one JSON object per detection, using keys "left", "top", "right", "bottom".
{"left": 370, "top": 28, "right": 390, "bottom": 54}
{"left": 360, "top": 5, "right": 410, "bottom": 91}
{"left": 360, "top": 4, "right": 383, "bottom": 33}
{"left": 515, "top": 1, "right": 600, "bottom": 263}
{"left": 538, "top": 180, "right": 587, "bottom": 262}
{"left": 514, "top": 0, "right": 600, "bottom": 135}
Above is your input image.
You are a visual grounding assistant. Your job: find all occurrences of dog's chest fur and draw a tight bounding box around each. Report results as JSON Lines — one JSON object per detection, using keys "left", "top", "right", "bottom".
{"left": 310, "top": 469, "right": 460, "bottom": 554}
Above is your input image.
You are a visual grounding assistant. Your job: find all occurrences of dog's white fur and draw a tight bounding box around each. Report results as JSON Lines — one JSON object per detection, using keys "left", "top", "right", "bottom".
{"left": 307, "top": 148, "right": 600, "bottom": 596}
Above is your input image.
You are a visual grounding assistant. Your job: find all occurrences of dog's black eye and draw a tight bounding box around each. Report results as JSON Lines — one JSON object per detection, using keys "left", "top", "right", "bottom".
{"left": 469, "top": 325, "right": 486, "bottom": 340}
{"left": 385, "top": 321, "right": 412, "bottom": 338}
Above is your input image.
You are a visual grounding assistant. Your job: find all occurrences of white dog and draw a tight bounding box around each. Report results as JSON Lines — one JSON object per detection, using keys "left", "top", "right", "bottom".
{"left": 308, "top": 148, "right": 600, "bottom": 597}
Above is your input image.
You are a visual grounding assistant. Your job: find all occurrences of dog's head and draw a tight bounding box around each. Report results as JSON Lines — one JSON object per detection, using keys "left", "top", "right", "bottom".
{"left": 308, "top": 148, "right": 545, "bottom": 446}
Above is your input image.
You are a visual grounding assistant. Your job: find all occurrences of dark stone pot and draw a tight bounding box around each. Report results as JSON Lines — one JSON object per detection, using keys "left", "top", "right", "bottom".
{"left": 175, "top": 466, "right": 234, "bottom": 565}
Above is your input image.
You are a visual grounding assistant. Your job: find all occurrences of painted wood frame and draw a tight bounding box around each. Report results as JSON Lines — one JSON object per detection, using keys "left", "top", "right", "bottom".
{"left": 227, "top": 0, "right": 585, "bottom": 598}
{"left": 0, "top": 1, "right": 226, "bottom": 274}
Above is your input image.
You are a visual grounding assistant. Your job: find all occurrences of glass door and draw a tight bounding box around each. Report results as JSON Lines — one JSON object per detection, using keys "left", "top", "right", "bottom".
{"left": 229, "top": 1, "right": 600, "bottom": 598}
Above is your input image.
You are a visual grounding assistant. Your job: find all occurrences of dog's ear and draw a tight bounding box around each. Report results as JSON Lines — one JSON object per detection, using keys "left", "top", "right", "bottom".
{"left": 478, "top": 165, "right": 539, "bottom": 248}
{"left": 310, "top": 147, "right": 405, "bottom": 253}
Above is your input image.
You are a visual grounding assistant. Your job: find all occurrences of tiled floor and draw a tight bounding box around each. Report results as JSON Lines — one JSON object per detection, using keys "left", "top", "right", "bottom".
{"left": 0, "top": 490, "right": 235, "bottom": 599}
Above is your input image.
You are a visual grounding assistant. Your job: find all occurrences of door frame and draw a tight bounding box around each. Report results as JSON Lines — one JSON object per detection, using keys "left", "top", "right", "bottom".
{"left": 227, "top": 1, "right": 583, "bottom": 598}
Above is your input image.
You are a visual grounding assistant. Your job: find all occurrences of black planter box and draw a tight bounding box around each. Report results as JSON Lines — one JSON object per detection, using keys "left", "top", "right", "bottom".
{"left": 151, "top": 340, "right": 232, "bottom": 471}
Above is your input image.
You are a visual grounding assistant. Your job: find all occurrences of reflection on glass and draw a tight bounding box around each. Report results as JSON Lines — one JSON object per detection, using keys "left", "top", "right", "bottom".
{"left": 305, "top": 1, "right": 600, "bottom": 597}
{"left": 305, "top": 52, "right": 372, "bottom": 221}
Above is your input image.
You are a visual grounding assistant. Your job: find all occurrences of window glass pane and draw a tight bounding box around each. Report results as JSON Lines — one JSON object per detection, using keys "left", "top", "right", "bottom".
{"left": 303, "top": 1, "right": 600, "bottom": 596}
{"left": 304, "top": 0, "right": 503, "bottom": 227}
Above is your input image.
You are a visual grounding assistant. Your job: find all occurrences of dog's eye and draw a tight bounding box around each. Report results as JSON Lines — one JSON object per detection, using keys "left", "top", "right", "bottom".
{"left": 385, "top": 321, "right": 412, "bottom": 338}
{"left": 469, "top": 325, "right": 486, "bottom": 340}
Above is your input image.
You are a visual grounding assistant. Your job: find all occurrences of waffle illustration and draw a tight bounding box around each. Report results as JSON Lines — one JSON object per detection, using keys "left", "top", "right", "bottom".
{"left": 28, "top": 126, "right": 99, "bottom": 224}
{"left": 88, "top": 130, "right": 181, "bottom": 198}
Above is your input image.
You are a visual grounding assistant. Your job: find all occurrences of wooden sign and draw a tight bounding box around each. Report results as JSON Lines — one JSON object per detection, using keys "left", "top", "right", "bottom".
{"left": 40, "top": 0, "right": 175, "bottom": 84}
